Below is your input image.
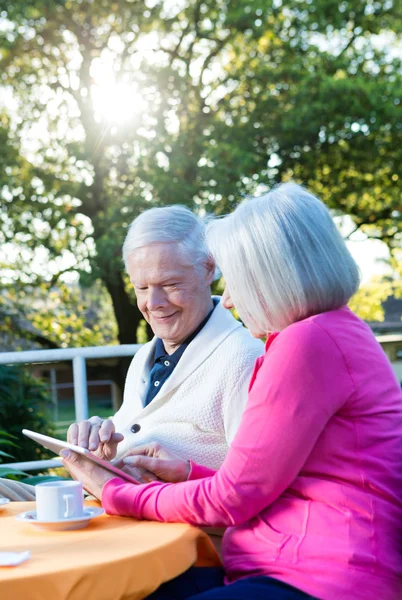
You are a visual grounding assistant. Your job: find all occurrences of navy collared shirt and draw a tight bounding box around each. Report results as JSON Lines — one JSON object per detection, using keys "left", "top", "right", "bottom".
{"left": 144, "top": 302, "right": 216, "bottom": 407}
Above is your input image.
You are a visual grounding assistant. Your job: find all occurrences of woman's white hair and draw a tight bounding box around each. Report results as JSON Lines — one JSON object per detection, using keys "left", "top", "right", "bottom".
{"left": 122, "top": 205, "right": 212, "bottom": 271}
{"left": 206, "top": 182, "right": 360, "bottom": 333}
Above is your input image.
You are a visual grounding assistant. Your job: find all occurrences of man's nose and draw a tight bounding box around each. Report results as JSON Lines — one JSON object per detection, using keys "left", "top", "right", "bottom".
{"left": 147, "top": 287, "right": 167, "bottom": 310}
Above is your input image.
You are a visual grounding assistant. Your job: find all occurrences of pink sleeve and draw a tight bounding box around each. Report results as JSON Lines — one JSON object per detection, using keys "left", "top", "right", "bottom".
{"left": 102, "top": 321, "right": 355, "bottom": 526}
{"left": 188, "top": 461, "right": 216, "bottom": 480}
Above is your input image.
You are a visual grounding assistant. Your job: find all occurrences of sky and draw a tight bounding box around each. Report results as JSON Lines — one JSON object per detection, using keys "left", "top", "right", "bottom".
{"left": 335, "top": 215, "right": 391, "bottom": 283}
{"left": 346, "top": 238, "right": 390, "bottom": 283}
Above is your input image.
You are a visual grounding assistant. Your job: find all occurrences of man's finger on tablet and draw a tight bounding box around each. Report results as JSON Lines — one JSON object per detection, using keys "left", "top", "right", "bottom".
{"left": 99, "top": 419, "right": 115, "bottom": 443}
{"left": 109, "top": 432, "right": 124, "bottom": 445}
{"left": 88, "top": 421, "right": 103, "bottom": 451}
{"left": 67, "top": 422, "right": 79, "bottom": 445}
{"left": 78, "top": 420, "right": 91, "bottom": 448}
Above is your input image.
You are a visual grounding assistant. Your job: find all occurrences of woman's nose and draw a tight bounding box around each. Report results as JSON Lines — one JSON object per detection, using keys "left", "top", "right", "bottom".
{"left": 221, "top": 286, "right": 234, "bottom": 310}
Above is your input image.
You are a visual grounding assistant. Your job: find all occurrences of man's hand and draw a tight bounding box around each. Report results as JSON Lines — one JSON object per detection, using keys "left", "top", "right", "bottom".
{"left": 67, "top": 417, "right": 124, "bottom": 461}
{"left": 60, "top": 449, "right": 116, "bottom": 500}
{"left": 121, "top": 443, "right": 190, "bottom": 483}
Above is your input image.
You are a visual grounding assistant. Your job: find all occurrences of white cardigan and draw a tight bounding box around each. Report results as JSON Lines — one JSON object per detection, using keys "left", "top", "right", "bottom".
{"left": 113, "top": 299, "right": 263, "bottom": 470}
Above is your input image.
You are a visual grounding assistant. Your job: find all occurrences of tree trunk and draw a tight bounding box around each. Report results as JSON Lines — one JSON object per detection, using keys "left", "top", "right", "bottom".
{"left": 104, "top": 272, "right": 142, "bottom": 345}
{"left": 103, "top": 272, "right": 144, "bottom": 399}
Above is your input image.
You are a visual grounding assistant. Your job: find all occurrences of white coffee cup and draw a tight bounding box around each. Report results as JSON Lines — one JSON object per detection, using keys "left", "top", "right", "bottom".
{"left": 35, "top": 481, "right": 84, "bottom": 521}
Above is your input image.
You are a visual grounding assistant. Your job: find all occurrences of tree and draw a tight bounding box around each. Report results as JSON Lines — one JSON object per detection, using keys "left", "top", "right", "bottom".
{"left": 0, "top": 364, "right": 54, "bottom": 462}
{"left": 0, "top": 0, "right": 401, "bottom": 368}
{"left": 349, "top": 276, "right": 394, "bottom": 322}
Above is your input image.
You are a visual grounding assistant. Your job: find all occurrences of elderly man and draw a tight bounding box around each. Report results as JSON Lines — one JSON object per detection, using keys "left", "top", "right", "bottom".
{"left": 0, "top": 205, "right": 262, "bottom": 501}
{"left": 69, "top": 204, "right": 263, "bottom": 466}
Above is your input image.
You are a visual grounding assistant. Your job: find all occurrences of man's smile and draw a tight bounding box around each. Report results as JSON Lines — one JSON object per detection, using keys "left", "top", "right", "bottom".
{"left": 151, "top": 312, "right": 178, "bottom": 322}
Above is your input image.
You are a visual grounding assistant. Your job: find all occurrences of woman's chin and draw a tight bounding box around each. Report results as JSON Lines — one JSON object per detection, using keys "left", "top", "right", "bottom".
{"left": 250, "top": 329, "right": 266, "bottom": 339}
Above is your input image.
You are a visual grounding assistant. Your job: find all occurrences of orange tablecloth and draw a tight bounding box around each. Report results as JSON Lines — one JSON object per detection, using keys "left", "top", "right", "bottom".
{"left": 0, "top": 501, "right": 220, "bottom": 600}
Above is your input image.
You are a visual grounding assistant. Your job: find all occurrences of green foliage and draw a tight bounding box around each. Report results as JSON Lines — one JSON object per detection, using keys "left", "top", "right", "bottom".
{"left": 0, "top": 278, "right": 118, "bottom": 350}
{"left": 0, "top": 429, "right": 28, "bottom": 478}
{"left": 0, "top": 0, "right": 400, "bottom": 347}
{"left": 349, "top": 277, "right": 394, "bottom": 322}
{"left": 0, "top": 428, "right": 67, "bottom": 481}
{"left": 0, "top": 365, "right": 55, "bottom": 462}
{"left": 0, "top": 429, "right": 18, "bottom": 460}
{"left": 349, "top": 247, "right": 402, "bottom": 321}
{"left": 26, "top": 281, "right": 119, "bottom": 349}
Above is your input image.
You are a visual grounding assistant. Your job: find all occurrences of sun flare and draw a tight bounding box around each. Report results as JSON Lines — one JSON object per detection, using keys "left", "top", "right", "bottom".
{"left": 91, "top": 81, "right": 146, "bottom": 124}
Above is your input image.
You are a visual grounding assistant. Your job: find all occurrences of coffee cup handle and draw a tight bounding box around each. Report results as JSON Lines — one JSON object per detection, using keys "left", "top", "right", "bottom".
{"left": 64, "top": 494, "right": 75, "bottom": 519}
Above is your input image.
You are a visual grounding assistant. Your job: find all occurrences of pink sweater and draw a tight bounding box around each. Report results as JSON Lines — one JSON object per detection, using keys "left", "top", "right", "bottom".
{"left": 103, "top": 307, "right": 402, "bottom": 600}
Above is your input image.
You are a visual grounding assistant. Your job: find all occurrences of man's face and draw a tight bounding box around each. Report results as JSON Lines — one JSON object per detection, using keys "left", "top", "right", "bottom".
{"left": 127, "top": 243, "right": 214, "bottom": 353}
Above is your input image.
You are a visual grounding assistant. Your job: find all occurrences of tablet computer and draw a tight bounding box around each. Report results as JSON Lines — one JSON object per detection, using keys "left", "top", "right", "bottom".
{"left": 22, "top": 429, "right": 140, "bottom": 485}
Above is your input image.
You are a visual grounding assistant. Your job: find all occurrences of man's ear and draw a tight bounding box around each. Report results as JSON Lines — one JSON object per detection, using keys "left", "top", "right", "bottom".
{"left": 204, "top": 257, "right": 216, "bottom": 285}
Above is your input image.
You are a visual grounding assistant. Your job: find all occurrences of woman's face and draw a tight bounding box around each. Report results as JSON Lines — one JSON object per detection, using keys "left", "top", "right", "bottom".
{"left": 221, "top": 286, "right": 266, "bottom": 339}
{"left": 221, "top": 286, "right": 234, "bottom": 310}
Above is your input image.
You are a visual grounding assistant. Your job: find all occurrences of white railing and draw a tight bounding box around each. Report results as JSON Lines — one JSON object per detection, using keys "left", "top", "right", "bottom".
{"left": 0, "top": 344, "right": 141, "bottom": 471}
{"left": 52, "top": 380, "right": 118, "bottom": 426}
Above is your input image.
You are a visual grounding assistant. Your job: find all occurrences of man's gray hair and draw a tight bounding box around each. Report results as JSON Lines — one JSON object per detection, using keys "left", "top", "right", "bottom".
{"left": 122, "top": 205, "right": 212, "bottom": 270}
{"left": 206, "top": 182, "right": 360, "bottom": 333}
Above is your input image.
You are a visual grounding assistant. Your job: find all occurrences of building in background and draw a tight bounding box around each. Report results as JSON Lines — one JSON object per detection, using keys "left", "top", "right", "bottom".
{"left": 370, "top": 296, "right": 402, "bottom": 385}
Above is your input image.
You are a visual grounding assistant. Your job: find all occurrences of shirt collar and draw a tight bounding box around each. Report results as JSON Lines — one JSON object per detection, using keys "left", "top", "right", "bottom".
{"left": 264, "top": 331, "right": 280, "bottom": 351}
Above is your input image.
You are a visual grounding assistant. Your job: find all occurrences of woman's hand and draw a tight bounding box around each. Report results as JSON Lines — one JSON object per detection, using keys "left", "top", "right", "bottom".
{"left": 60, "top": 449, "right": 116, "bottom": 500}
{"left": 120, "top": 443, "right": 191, "bottom": 483}
{"left": 111, "top": 459, "right": 161, "bottom": 484}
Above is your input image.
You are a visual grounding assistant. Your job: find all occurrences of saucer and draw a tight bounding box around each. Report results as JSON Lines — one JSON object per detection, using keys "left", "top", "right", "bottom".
{"left": 0, "top": 498, "right": 11, "bottom": 510}
{"left": 16, "top": 506, "right": 104, "bottom": 531}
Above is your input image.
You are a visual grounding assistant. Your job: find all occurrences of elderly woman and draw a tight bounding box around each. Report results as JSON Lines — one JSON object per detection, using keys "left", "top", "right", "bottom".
{"left": 61, "top": 183, "right": 402, "bottom": 600}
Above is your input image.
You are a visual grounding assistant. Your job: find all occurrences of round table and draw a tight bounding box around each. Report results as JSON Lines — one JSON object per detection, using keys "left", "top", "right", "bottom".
{"left": 0, "top": 501, "right": 220, "bottom": 600}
